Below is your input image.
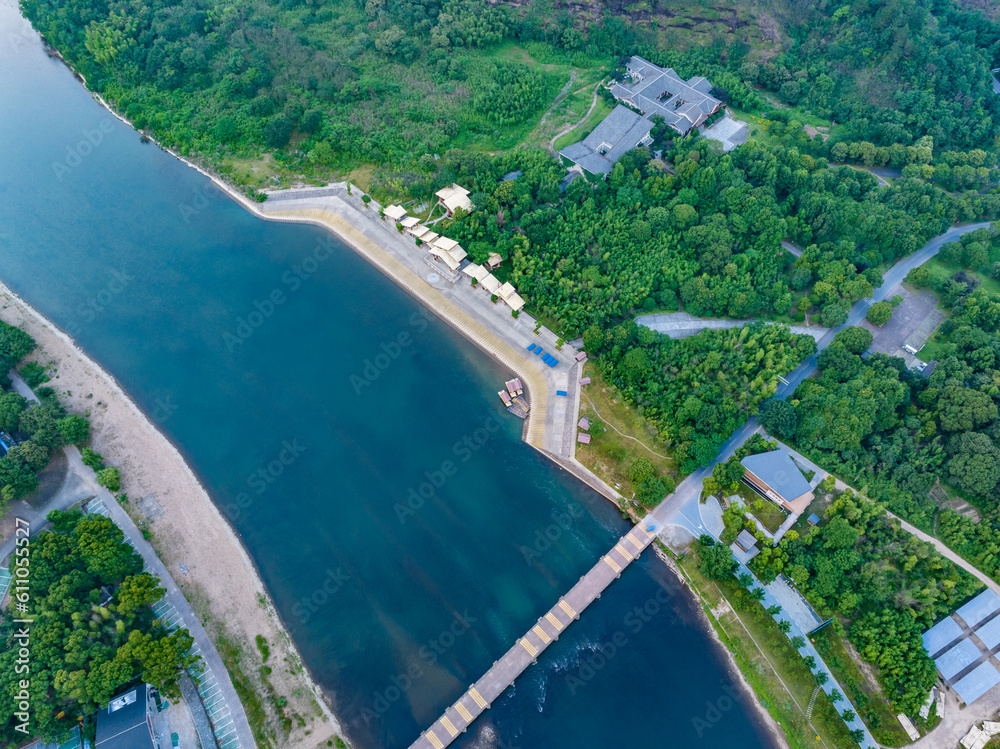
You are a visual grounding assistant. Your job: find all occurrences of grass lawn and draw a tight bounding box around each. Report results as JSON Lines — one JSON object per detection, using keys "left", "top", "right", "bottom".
{"left": 575, "top": 362, "right": 677, "bottom": 507}
{"left": 729, "top": 103, "right": 838, "bottom": 154}
{"left": 223, "top": 154, "right": 282, "bottom": 188}
{"left": 729, "top": 483, "right": 788, "bottom": 534}
{"left": 915, "top": 256, "right": 997, "bottom": 361}
{"left": 553, "top": 98, "right": 613, "bottom": 153}
{"left": 924, "top": 255, "right": 1000, "bottom": 297}
{"left": 489, "top": 44, "right": 610, "bottom": 154}
{"left": 677, "top": 549, "right": 864, "bottom": 749}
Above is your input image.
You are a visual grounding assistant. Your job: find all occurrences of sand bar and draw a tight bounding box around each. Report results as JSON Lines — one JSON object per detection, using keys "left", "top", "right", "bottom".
{"left": 0, "top": 281, "right": 342, "bottom": 748}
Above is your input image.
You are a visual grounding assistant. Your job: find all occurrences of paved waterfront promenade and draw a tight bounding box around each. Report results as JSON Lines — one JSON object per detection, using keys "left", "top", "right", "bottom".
{"left": 259, "top": 187, "right": 583, "bottom": 458}
{"left": 408, "top": 523, "right": 657, "bottom": 749}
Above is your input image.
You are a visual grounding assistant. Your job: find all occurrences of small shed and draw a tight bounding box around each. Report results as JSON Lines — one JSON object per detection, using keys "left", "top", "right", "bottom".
{"left": 486, "top": 252, "right": 503, "bottom": 270}
{"left": 807, "top": 513, "right": 821, "bottom": 526}
{"left": 498, "top": 282, "right": 517, "bottom": 300}
{"left": 480, "top": 274, "right": 501, "bottom": 294}
{"left": 578, "top": 418, "right": 590, "bottom": 430}
{"left": 735, "top": 530, "right": 758, "bottom": 552}
{"left": 400, "top": 215, "right": 420, "bottom": 229}
{"left": 580, "top": 377, "right": 591, "bottom": 386}
{"left": 384, "top": 204, "right": 408, "bottom": 221}
{"left": 575, "top": 351, "right": 587, "bottom": 362}
{"left": 577, "top": 433, "right": 591, "bottom": 444}
{"left": 504, "top": 292, "right": 525, "bottom": 311}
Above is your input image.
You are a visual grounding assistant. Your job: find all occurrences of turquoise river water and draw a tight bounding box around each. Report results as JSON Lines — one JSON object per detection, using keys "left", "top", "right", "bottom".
{"left": 0, "top": 8, "right": 776, "bottom": 748}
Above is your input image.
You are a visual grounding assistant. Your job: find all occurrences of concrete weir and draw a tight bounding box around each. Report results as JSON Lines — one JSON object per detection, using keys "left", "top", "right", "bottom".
{"left": 408, "top": 522, "right": 657, "bottom": 749}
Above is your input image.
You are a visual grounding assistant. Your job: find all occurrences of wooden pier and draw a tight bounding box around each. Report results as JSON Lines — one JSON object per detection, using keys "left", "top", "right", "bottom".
{"left": 407, "top": 522, "right": 657, "bottom": 749}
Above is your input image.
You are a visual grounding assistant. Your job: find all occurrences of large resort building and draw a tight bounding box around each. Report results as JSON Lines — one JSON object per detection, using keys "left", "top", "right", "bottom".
{"left": 611, "top": 56, "right": 723, "bottom": 137}
{"left": 560, "top": 56, "right": 738, "bottom": 177}
{"left": 558, "top": 105, "right": 655, "bottom": 176}
{"left": 741, "top": 451, "right": 815, "bottom": 515}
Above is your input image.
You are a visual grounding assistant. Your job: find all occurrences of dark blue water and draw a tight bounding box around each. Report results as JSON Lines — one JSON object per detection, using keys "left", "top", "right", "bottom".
{"left": 0, "top": 8, "right": 775, "bottom": 748}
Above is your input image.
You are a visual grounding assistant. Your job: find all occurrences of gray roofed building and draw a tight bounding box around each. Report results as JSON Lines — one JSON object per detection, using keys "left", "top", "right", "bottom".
{"left": 96, "top": 684, "right": 155, "bottom": 749}
{"left": 703, "top": 115, "right": 750, "bottom": 152}
{"left": 559, "top": 105, "right": 654, "bottom": 175}
{"left": 735, "top": 529, "right": 758, "bottom": 551}
{"left": 923, "top": 615, "right": 964, "bottom": 658}
{"left": 952, "top": 661, "right": 1000, "bottom": 705}
{"left": 730, "top": 529, "right": 760, "bottom": 563}
{"left": 610, "top": 56, "right": 723, "bottom": 137}
{"left": 741, "top": 450, "right": 815, "bottom": 513}
{"left": 935, "top": 638, "right": 982, "bottom": 681}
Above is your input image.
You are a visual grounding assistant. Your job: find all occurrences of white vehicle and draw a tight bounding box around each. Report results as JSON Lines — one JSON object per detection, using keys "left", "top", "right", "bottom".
{"left": 903, "top": 344, "right": 918, "bottom": 355}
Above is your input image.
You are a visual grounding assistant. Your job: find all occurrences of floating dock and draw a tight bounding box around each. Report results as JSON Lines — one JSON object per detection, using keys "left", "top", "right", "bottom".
{"left": 508, "top": 395, "right": 530, "bottom": 419}
{"left": 499, "top": 384, "right": 529, "bottom": 419}
{"left": 505, "top": 378, "right": 522, "bottom": 396}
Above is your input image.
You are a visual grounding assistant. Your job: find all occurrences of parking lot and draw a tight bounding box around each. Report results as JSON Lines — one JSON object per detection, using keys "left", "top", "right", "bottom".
{"left": 865, "top": 286, "right": 941, "bottom": 355}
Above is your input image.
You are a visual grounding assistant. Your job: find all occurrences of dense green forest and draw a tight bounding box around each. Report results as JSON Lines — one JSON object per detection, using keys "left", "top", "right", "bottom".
{"left": 771, "top": 275, "right": 1000, "bottom": 508}
{"left": 759, "top": 0, "right": 1000, "bottom": 151}
{"left": 443, "top": 138, "right": 998, "bottom": 334}
{"left": 791, "top": 491, "right": 979, "bottom": 716}
{"left": 760, "top": 229, "right": 1000, "bottom": 584}
{"left": 581, "top": 321, "right": 815, "bottom": 471}
{"left": 0, "top": 510, "right": 197, "bottom": 744}
{"left": 19, "top": 0, "right": 1000, "bottom": 179}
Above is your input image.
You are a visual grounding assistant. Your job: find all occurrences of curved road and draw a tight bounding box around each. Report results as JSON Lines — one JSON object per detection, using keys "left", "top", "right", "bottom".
{"left": 643, "top": 222, "right": 992, "bottom": 749}
{"left": 649, "top": 221, "right": 990, "bottom": 528}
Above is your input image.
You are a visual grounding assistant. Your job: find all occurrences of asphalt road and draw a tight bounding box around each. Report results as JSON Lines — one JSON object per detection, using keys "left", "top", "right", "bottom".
{"left": 648, "top": 221, "right": 992, "bottom": 529}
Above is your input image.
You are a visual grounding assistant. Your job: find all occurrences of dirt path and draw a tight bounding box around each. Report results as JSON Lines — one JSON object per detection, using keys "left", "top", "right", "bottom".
{"left": 539, "top": 70, "right": 577, "bottom": 127}
{"left": 579, "top": 390, "right": 670, "bottom": 460}
{"left": 548, "top": 82, "right": 601, "bottom": 157}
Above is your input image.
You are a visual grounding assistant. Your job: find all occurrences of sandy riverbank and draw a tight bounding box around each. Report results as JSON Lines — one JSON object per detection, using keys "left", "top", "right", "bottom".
{"left": 0, "top": 281, "right": 343, "bottom": 749}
